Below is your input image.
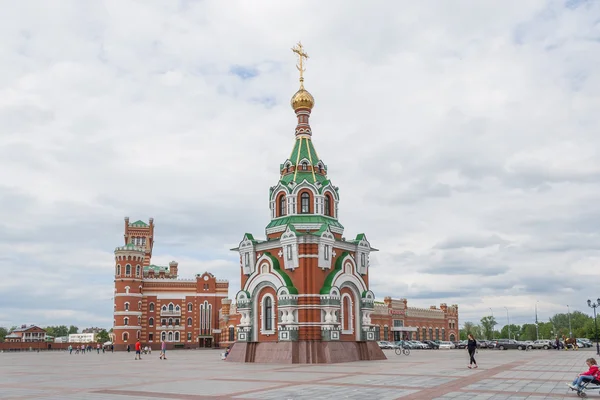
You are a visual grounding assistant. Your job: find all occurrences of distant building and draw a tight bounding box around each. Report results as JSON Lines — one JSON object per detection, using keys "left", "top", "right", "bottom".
{"left": 5, "top": 325, "right": 47, "bottom": 342}
{"left": 370, "top": 297, "right": 459, "bottom": 342}
{"left": 113, "top": 218, "right": 228, "bottom": 350}
{"left": 68, "top": 333, "right": 97, "bottom": 343}
{"left": 82, "top": 327, "right": 104, "bottom": 334}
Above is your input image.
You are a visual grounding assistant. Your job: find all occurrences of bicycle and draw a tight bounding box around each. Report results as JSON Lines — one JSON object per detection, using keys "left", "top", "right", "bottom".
{"left": 395, "top": 346, "right": 410, "bottom": 356}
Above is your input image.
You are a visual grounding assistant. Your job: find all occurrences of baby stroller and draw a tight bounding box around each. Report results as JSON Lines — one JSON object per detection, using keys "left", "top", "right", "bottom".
{"left": 568, "top": 377, "right": 600, "bottom": 397}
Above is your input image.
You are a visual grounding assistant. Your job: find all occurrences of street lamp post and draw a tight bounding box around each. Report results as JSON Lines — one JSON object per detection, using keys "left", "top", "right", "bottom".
{"left": 535, "top": 301, "right": 539, "bottom": 341}
{"left": 490, "top": 307, "right": 495, "bottom": 339}
{"left": 587, "top": 299, "right": 600, "bottom": 356}
{"left": 504, "top": 306, "right": 510, "bottom": 340}
{"left": 567, "top": 305, "right": 572, "bottom": 338}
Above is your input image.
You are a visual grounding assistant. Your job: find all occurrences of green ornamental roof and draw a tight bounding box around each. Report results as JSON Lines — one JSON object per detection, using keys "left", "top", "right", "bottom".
{"left": 144, "top": 265, "right": 169, "bottom": 273}
{"left": 130, "top": 220, "right": 148, "bottom": 227}
{"left": 265, "top": 215, "right": 344, "bottom": 231}
{"left": 279, "top": 137, "right": 329, "bottom": 185}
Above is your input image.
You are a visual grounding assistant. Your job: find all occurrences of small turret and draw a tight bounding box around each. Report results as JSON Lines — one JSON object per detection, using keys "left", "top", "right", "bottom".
{"left": 169, "top": 261, "right": 178, "bottom": 278}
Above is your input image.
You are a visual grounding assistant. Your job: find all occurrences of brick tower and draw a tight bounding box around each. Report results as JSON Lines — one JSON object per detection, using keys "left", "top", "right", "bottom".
{"left": 228, "top": 43, "right": 385, "bottom": 363}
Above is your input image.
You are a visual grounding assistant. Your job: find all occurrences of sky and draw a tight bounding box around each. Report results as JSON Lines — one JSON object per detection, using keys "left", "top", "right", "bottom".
{"left": 1, "top": 0, "right": 599, "bottom": 330}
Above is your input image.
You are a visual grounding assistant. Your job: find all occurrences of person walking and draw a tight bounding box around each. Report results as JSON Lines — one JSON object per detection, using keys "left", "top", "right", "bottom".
{"left": 96, "top": 343, "right": 101, "bottom": 354}
{"left": 159, "top": 340, "right": 167, "bottom": 360}
{"left": 68, "top": 344, "right": 73, "bottom": 355}
{"left": 135, "top": 340, "right": 142, "bottom": 360}
{"left": 467, "top": 333, "right": 478, "bottom": 369}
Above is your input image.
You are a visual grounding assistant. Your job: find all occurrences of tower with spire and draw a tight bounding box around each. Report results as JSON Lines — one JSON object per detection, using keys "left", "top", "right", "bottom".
{"left": 229, "top": 43, "right": 384, "bottom": 364}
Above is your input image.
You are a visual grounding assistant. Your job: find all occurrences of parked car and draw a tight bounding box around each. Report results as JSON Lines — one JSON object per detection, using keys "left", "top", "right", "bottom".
{"left": 423, "top": 340, "right": 439, "bottom": 349}
{"left": 520, "top": 341, "right": 535, "bottom": 350}
{"left": 478, "top": 340, "right": 489, "bottom": 349}
{"left": 377, "top": 341, "right": 395, "bottom": 349}
{"left": 439, "top": 341, "right": 455, "bottom": 349}
{"left": 577, "top": 339, "right": 592, "bottom": 348}
{"left": 493, "top": 339, "right": 521, "bottom": 350}
{"left": 457, "top": 340, "right": 467, "bottom": 349}
{"left": 532, "top": 340, "right": 553, "bottom": 349}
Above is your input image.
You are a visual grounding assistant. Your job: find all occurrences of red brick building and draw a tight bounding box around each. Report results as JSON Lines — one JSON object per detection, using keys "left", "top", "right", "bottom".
{"left": 371, "top": 297, "right": 459, "bottom": 342}
{"left": 113, "top": 218, "right": 229, "bottom": 350}
{"left": 5, "top": 325, "right": 47, "bottom": 342}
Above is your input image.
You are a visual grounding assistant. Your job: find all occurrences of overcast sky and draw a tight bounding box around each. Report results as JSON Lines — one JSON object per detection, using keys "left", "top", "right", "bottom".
{"left": 1, "top": 0, "right": 599, "bottom": 330}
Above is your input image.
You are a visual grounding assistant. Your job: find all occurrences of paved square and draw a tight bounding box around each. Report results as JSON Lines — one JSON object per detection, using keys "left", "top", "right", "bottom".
{"left": 0, "top": 347, "right": 596, "bottom": 399}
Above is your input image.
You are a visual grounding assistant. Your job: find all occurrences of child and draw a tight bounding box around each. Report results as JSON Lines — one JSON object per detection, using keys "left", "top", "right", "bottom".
{"left": 568, "top": 358, "right": 599, "bottom": 391}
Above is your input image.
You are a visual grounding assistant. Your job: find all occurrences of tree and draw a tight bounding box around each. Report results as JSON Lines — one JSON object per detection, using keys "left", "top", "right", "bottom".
{"left": 0, "top": 327, "right": 7, "bottom": 342}
{"left": 500, "top": 324, "right": 521, "bottom": 339}
{"left": 463, "top": 321, "right": 475, "bottom": 334}
{"left": 68, "top": 326, "right": 79, "bottom": 334}
{"left": 97, "top": 329, "right": 110, "bottom": 343}
{"left": 480, "top": 316, "right": 497, "bottom": 340}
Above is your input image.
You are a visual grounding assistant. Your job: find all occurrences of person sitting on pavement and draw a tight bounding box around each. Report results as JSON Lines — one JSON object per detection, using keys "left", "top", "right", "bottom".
{"left": 568, "top": 358, "right": 599, "bottom": 391}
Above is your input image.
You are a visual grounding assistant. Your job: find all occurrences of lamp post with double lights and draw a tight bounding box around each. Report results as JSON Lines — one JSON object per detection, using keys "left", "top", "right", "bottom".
{"left": 587, "top": 299, "right": 600, "bottom": 356}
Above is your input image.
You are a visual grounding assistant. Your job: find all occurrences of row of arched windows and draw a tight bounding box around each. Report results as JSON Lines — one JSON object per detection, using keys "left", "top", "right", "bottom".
{"left": 122, "top": 301, "right": 142, "bottom": 311}
{"left": 282, "top": 162, "right": 325, "bottom": 175}
{"left": 130, "top": 236, "right": 146, "bottom": 246}
{"left": 147, "top": 302, "right": 195, "bottom": 313}
{"left": 276, "top": 192, "right": 334, "bottom": 217}
{"left": 115, "top": 264, "right": 142, "bottom": 277}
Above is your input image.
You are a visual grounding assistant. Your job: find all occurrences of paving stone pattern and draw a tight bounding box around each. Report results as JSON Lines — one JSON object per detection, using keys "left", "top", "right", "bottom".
{"left": 0, "top": 347, "right": 596, "bottom": 399}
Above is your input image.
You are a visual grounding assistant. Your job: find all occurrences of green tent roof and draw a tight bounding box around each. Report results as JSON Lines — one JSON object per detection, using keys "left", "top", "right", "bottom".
{"left": 265, "top": 215, "right": 344, "bottom": 231}
{"left": 130, "top": 220, "right": 148, "bottom": 227}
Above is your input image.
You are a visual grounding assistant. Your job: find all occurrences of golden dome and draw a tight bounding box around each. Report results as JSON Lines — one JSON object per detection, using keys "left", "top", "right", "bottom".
{"left": 291, "top": 86, "right": 315, "bottom": 111}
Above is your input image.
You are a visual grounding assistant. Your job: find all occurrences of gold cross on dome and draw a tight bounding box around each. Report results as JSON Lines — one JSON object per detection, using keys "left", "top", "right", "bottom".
{"left": 292, "top": 41, "right": 309, "bottom": 84}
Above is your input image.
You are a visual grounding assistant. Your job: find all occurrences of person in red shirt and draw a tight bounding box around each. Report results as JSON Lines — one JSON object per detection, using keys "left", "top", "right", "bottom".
{"left": 568, "top": 358, "right": 598, "bottom": 391}
{"left": 135, "top": 340, "right": 142, "bottom": 360}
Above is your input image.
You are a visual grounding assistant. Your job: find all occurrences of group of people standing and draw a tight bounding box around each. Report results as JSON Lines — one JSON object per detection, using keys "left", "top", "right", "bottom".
{"left": 68, "top": 343, "right": 113, "bottom": 354}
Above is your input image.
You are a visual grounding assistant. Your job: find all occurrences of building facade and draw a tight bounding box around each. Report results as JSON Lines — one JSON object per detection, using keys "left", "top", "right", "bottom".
{"left": 371, "top": 297, "right": 459, "bottom": 342}
{"left": 225, "top": 43, "right": 384, "bottom": 364}
{"left": 68, "top": 333, "right": 97, "bottom": 343}
{"left": 113, "top": 218, "right": 228, "bottom": 350}
{"left": 5, "top": 325, "right": 47, "bottom": 342}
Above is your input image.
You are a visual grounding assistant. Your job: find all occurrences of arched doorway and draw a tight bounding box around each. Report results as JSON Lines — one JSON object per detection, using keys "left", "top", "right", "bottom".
{"left": 339, "top": 282, "right": 362, "bottom": 341}
{"left": 449, "top": 333, "right": 456, "bottom": 342}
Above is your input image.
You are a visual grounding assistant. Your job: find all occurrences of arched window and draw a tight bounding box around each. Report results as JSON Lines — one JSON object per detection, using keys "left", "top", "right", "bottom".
{"left": 138, "top": 301, "right": 142, "bottom": 310}
{"left": 125, "top": 286, "right": 130, "bottom": 294}
{"left": 318, "top": 164, "right": 323, "bottom": 173}
{"left": 161, "top": 319, "right": 166, "bottom": 326}
{"left": 168, "top": 318, "right": 173, "bottom": 326}
{"left": 161, "top": 332, "right": 166, "bottom": 341}
{"left": 136, "top": 330, "right": 140, "bottom": 339}
{"left": 175, "top": 319, "right": 180, "bottom": 326}
{"left": 286, "top": 165, "right": 291, "bottom": 173}
{"left": 125, "top": 264, "right": 131, "bottom": 276}
{"left": 162, "top": 305, "right": 167, "bottom": 311}
{"left": 149, "top": 317, "right": 154, "bottom": 326}
{"left": 137, "top": 316, "right": 141, "bottom": 325}
{"left": 229, "top": 326, "right": 235, "bottom": 342}
{"left": 324, "top": 195, "right": 331, "bottom": 216}
{"left": 168, "top": 304, "right": 174, "bottom": 312}
{"left": 187, "top": 303, "right": 192, "bottom": 312}
{"left": 123, "top": 332, "right": 129, "bottom": 342}
{"left": 187, "top": 318, "right": 192, "bottom": 327}
{"left": 175, "top": 305, "right": 180, "bottom": 312}
{"left": 116, "top": 265, "right": 121, "bottom": 275}
{"left": 174, "top": 332, "right": 180, "bottom": 342}
{"left": 136, "top": 265, "right": 141, "bottom": 277}
{"left": 168, "top": 332, "right": 173, "bottom": 342}
{"left": 301, "top": 161, "right": 308, "bottom": 171}
{"left": 124, "top": 302, "right": 130, "bottom": 311}
{"left": 341, "top": 294, "right": 353, "bottom": 333}
{"left": 149, "top": 303, "right": 155, "bottom": 312}
{"left": 300, "top": 192, "right": 310, "bottom": 214}
{"left": 263, "top": 296, "right": 273, "bottom": 331}
{"left": 124, "top": 317, "right": 129, "bottom": 326}
{"left": 279, "top": 194, "right": 286, "bottom": 216}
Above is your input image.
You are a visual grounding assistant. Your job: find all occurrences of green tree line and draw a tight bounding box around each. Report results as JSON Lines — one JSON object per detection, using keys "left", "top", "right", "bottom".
{"left": 460, "top": 311, "right": 598, "bottom": 341}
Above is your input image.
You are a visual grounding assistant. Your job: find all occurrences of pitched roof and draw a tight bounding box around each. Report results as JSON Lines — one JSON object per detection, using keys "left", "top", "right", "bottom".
{"left": 265, "top": 215, "right": 344, "bottom": 231}
{"left": 130, "top": 220, "right": 148, "bottom": 227}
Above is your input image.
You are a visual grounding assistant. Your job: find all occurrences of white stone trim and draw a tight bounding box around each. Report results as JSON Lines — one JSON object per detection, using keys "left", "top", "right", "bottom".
{"left": 298, "top": 254, "right": 319, "bottom": 258}
{"left": 114, "top": 293, "right": 143, "bottom": 298}
{"left": 114, "top": 311, "right": 142, "bottom": 316}
{"left": 113, "top": 326, "right": 142, "bottom": 330}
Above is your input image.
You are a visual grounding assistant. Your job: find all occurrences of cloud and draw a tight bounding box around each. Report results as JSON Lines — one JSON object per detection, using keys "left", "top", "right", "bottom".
{"left": 1, "top": 0, "right": 600, "bottom": 330}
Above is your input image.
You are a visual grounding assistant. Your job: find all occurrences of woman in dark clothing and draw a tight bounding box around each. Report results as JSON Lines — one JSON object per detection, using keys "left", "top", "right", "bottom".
{"left": 467, "top": 333, "right": 478, "bottom": 369}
